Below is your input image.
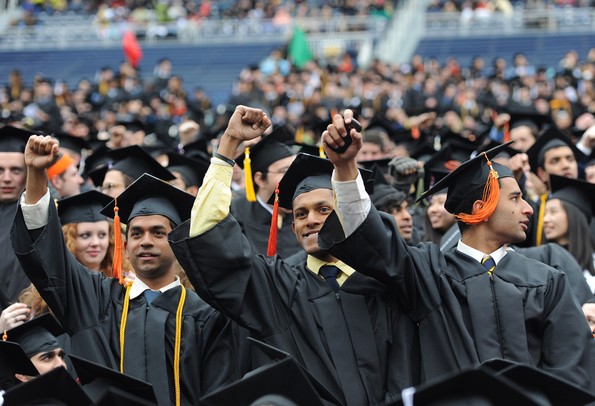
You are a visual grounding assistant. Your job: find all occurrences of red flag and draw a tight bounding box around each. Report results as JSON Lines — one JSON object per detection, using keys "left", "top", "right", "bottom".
{"left": 122, "top": 31, "right": 143, "bottom": 68}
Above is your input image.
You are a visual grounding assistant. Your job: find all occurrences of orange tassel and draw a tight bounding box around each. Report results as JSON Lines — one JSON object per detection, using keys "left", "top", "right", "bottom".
{"left": 112, "top": 199, "right": 125, "bottom": 285}
{"left": 456, "top": 153, "right": 500, "bottom": 225}
{"left": 267, "top": 184, "right": 280, "bottom": 256}
{"left": 244, "top": 147, "right": 256, "bottom": 202}
{"left": 411, "top": 125, "right": 420, "bottom": 140}
{"left": 503, "top": 122, "right": 510, "bottom": 143}
{"left": 319, "top": 144, "right": 326, "bottom": 159}
{"left": 2, "top": 330, "right": 6, "bottom": 341}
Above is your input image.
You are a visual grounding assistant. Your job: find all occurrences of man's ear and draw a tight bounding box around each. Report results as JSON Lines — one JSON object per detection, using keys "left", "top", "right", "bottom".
{"left": 471, "top": 200, "right": 485, "bottom": 217}
{"left": 14, "top": 373, "right": 30, "bottom": 383}
{"left": 48, "top": 175, "right": 60, "bottom": 189}
{"left": 253, "top": 171, "right": 265, "bottom": 189}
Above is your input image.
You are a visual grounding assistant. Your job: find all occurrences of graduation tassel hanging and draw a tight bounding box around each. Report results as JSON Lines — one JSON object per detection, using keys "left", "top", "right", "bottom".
{"left": 173, "top": 287, "right": 187, "bottom": 406}
{"left": 112, "top": 198, "right": 125, "bottom": 285}
{"left": 456, "top": 153, "right": 500, "bottom": 225}
{"left": 503, "top": 121, "right": 510, "bottom": 143}
{"left": 243, "top": 147, "right": 256, "bottom": 202}
{"left": 319, "top": 144, "right": 326, "bottom": 159}
{"left": 267, "top": 183, "right": 280, "bottom": 257}
{"left": 411, "top": 125, "right": 420, "bottom": 140}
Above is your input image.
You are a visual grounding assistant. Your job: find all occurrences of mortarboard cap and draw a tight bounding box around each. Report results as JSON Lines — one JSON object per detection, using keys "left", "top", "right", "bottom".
{"left": 387, "top": 368, "right": 543, "bottom": 406}
{"left": 491, "top": 360, "right": 595, "bottom": 406}
{"left": 116, "top": 118, "right": 145, "bottom": 133}
{"left": 57, "top": 190, "right": 112, "bottom": 225}
{"left": 53, "top": 133, "right": 90, "bottom": 156}
{"left": 86, "top": 145, "right": 176, "bottom": 187}
{"left": 166, "top": 152, "right": 210, "bottom": 188}
{"left": 421, "top": 145, "right": 462, "bottom": 193}
{"left": 549, "top": 174, "right": 595, "bottom": 220}
{"left": 201, "top": 338, "right": 340, "bottom": 406}
{"left": 411, "top": 142, "right": 437, "bottom": 163}
{"left": 507, "top": 110, "right": 552, "bottom": 132}
{"left": 181, "top": 137, "right": 211, "bottom": 160}
{"left": 2, "top": 366, "right": 92, "bottom": 406}
{"left": 417, "top": 142, "right": 515, "bottom": 220}
{"left": 0, "top": 341, "right": 39, "bottom": 382}
{"left": 100, "top": 173, "right": 195, "bottom": 227}
{"left": 70, "top": 354, "right": 157, "bottom": 405}
{"left": 474, "top": 140, "right": 522, "bottom": 161}
{"left": 525, "top": 126, "right": 580, "bottom": 173}
{"left": 3, "top": 314, "right": 63, "bottom": 358}
{"left": 369, "top": 164, "right": 407, "bottom": 210}
{"left": 0, "top": 126, "right": 34, "bottom": 153}
{"left": 82, "top": 145, "right": 112, "bottom": 175}
{"left": 293, "top": 142, "right": 325, "bottom": 158}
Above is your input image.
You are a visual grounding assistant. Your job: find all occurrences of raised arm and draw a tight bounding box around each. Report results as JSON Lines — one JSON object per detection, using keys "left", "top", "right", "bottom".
{"left": 24, "top": 135, "right": 60, "bottom": 204}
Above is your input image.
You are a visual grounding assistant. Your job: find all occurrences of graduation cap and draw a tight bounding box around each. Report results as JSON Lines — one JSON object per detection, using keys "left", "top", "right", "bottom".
{"left": 387, "top": 368, "right": 543, "bottom": 406}
{"left": 369, "top": 164, "right": 407, "bottom": 210}
{"left": 293, "top": 142, "right": 326, "bottom": 158}
{"left": 491, "top": 360, "right": 595, "bottom": 406}
{"left": 0, "top": 125, "right": 33, "bottom": 153}
{"left": 3, "top": 314, "right": 64, "bottom": 358}
{"left": 56, "top": 190, "right": 113, "bottom": 225}
{"left": 166, "top": 152, "right": 210, "bottom": 188}
{"left": 2, "top": 366, "right": 92, "bottom": 406}
{"left": 421, "top": 145, "right": 463, "bottom": 193}
{"left": 416, "top": 141, "right": 515, "bottom": 223}
{"left": 82, "top": 145, "right": 112, "bottom": 176}
{"left": 0, "top": 341, "right": 39, "bottom": 384}
{"left": 100, "top": 173, "right": 195, "bottom": 227}
{"left": 200, "top": 338, "right": 341, "bottom": 406}
{"left": 525, "top": 126, "right": 580, "bottom": 173}
{"left": 70, "top": 354, "right": 157, "bottom": 405}
{"left": 180, "top": 137, "right": 211, "bottom": 160}
{"left": 235, "top": 126, "right": 297, "bottom": 202}
{"left": 53, "top": 132, "right": 91, "bottom": 157}
{"left": 411, "top": 142, "right": 437, "bottom": 163}
{"left": 549, "top": 174, "right": 595, "bottom": 220}
{"left": 507, "top": 110, "right": 552, "bottom": 132}
{"left": 474, "top": 140, "right": 522, "bottom": 161}
{"left": 116, "top": 118, "right": 145, "bottom": 133}
{"left": 86, "top": 145, "right": 176, "bottom": 187}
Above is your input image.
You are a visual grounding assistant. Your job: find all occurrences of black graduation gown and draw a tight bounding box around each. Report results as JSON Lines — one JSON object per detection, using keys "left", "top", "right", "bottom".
{"left": 231, "top": 196, "right": 302, "bottom": 259}
{"left": 10, "top": 202, "right": 238, "bottom": 406}
{"left": 0, "top": 201, "right": 31, "bottom": 309}
{"left": 319, "top": 208, "right": 595, "bottom": 391}
{"left": 169, "top": 215, "right": 404, "bottom": 406}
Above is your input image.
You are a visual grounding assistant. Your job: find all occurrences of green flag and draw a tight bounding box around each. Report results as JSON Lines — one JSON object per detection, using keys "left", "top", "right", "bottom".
{"left": 289, "top": 27, "right": 313, "bottom": 69}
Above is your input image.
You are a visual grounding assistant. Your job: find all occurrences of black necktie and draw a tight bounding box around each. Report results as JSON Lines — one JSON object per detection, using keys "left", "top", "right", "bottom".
{"left": 144, "top": 289, "right": 161, "bottom": 305}
{"left": 319, "top": 265, "right": 341, "bottom": 293}
{"left": 481, "top": 256, "right": 496, "bottom": 276}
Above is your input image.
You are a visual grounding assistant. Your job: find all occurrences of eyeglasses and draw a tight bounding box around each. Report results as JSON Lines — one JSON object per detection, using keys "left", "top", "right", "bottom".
{"left": 101, "top": 182, "right": 125, "bottom": 192}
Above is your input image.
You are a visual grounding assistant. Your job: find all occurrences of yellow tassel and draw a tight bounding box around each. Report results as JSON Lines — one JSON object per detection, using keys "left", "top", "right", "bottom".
{"left": 456, "top": 153, "right": 501, "bottom": 225}
{"left": 173, "top": 287, "right": 187, "bottom": 406}
{"left": 319, "top": 144, "right": 326, "bottom": 159}
{"left": 536, "top": 193, "right": 548, "bottom": 246}
{"left": 243, "top": 147, "right": 256, "bottom": 202}
{"left": 119, "top": 281, "right": 133, "bottom": 373}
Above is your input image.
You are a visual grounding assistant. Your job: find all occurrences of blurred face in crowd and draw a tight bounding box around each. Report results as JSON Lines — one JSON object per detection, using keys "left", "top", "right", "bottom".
{"left": 542, "top": 198, "right": 569, "bottom": 245}
{"left": 16, "top": 348, "right": 67, "bottom": 382}
{"left": 254, "top": 155, "right": 295, "bottom": 204}
{"left": 427, "top": 192, "right": 456, "bottom": 233}
{"left": 582, "top": 303, "right": 595, "bottom": 332}
{"left": 358, "top": 142, "right": 384, "bottom": 161}
{"left": 0, "top": 152, "right": 26, "bottom": 202}
{"left": 509, "top": 125, "right": 536, "bottom": 152}
{"left": 73, "top": 221, "right": 110, "bottom": 271}
{"left": 52, "top": 163, "right": 83, "bottom": 198}
{"left": 102, "top": 170, "right": 127, "bottom": 198}
{"left": 537, "top": 146, "right": 578, "bottom": 184}
{"left": 390, "top": 200, "right": 414, "bottom": 240}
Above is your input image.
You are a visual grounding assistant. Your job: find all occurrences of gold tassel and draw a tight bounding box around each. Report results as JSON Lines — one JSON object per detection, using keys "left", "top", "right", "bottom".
{"left": 243, "top": 147, "right": 256, "bottom": 202}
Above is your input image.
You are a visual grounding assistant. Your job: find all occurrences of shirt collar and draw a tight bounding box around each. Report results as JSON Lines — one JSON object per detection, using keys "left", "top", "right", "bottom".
{"left": 129, "top": 275, "right": 181, "bottom": 299}
{"left": 456, "top": 240, "right": 508, "bottom": 266}
{"left": 256, "top": 194, "right": 273, "bottom": 214}
{"left": 307, "top": 255, "right": 356, "bottom": 278}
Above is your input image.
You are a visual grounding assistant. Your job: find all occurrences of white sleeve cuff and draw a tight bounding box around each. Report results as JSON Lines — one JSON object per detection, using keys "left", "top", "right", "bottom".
{"left": 20, "top": 188, "right": 51, "bottom": 230}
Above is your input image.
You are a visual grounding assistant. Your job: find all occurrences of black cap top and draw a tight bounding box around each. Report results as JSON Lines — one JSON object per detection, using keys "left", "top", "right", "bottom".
{"left": 549, "top": 174, "right": 595, "bottom": 220}
{"left": 57, "top": 190, "right": 113, "bottom": 225}
{"left": 82, "top": 145, "right": 112, "bottom": 175}
{"left": 417, "top": 141, "right": 515, "bottom": 214}
{"left": 53, "top": 132, "right": 90, "bottom": 156}
{"left": 495, "top": 362, "right": 595, "bottom": 406}
{"left": 0, "top": 341, "right": 39, "bottom": 380}
{"left": 180, "top": 137, "right": 211, "bottom": 160}
{"left": 235, "top": 126, "right": 296, "bottom": 173}
{"left": 507, "top": 109, "right": 552, "bottom": 131}
{"left": 369, "top": 164, "right": 407, "bottom": 210}
{"left": 200, "top": 338, "right": 338, "bottom": 406}
{"left": 525, "top": 126, "right": 579, "bottom": 172}
{"left": 86, "top": 145, "right": 176, "bottom": 187}
{"left": 166, "top": 152, "right": 210, "bottom": 188}
{"left": 422, "top": 144, "right": 463, "bottom": 192}
{"left": 388, "top": 368, "right": 542, "bottom": 406}
{"left": 70, "top": 354, "right": 157, "bottom": 405}
{"left": 0, "top": 126, "right": 34, "bottom": 153}
{"left": 100, "top": 173, "right": 195, "bottom": 227}
{"left": 2, "top": 366, "right": 92, "bottom": 406}
{"left": 3, "top": 314, "right": 64, "bottom": 358}
{"left": 474, "top": 140, "right": 522, "bottom": 161}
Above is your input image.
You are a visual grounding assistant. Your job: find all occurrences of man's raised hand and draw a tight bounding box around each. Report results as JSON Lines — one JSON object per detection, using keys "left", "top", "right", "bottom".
{"left": 224, "top": 106, "right": 271, "bottom": 143}
{"left": 24, "top": 135, "right": 60, "bottom": 170}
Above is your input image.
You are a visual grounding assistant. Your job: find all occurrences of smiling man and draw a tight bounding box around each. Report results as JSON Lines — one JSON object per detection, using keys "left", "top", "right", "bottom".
{"left": 11, "top": 134, "right": 239, "bottom": 406}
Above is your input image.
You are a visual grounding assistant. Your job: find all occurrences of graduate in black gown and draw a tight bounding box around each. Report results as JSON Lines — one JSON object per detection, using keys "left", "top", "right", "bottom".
{"left": 231, "top": 125, "right": 302, "bottom": 259}
{"left": 0, "top": 126, "right": 35, "bottom": 310}
{"left": 317, "top": 133, "right": 595, "bottom": 392}
{"left": 11, "top": 135, "right": 238, "bottom": 406}
{"left": 169, "top": 106, "right": 407, "bottom": 405}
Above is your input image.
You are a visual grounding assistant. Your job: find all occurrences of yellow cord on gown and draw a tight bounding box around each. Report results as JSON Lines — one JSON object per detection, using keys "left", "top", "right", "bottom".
{"left": 119, "top": 283, "right": 187, "bottom": 406}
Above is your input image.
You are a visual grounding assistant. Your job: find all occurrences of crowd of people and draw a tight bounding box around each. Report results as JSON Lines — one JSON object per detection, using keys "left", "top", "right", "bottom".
{"left": 0, "top": 34, "right": 595, "bottom": 404}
